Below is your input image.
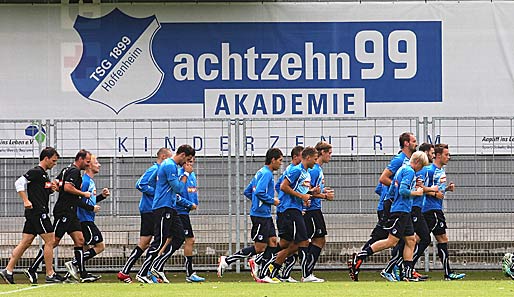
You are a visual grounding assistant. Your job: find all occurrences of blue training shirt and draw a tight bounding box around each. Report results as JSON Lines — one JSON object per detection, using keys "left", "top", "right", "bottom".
{"left": 275, "top": 163, "right": 295, "bottom": 214}
{"left": 77, "top": 174, "right": 97, "bottom": 222}
{"left": 152, "top": 158, "right": 186, "bottom": 210}
{"left": 306, "top": 163, "right": 325, "bottom": 211}
{"left": 412, "top": 165, "right": 428, "bottom": 208}
{"left": 136, "top": 163, "right": 159, "bottom": 214}
{"left": 378, "top": 151, "right": 410, "bottom": 211}
{"left": 388, "top": 164, "right": 418, "bottom": 213}
{"left": 244, "top": 165, "right": 276, "bottom": 218}
{"left": 280, "top": 163, "right": 311, "bottom": 212}
{"left": 175, "top": 167, "right": 197, "bottom": 215}
{"left": 422, "top": 164, "right": 447, "bottom": 212}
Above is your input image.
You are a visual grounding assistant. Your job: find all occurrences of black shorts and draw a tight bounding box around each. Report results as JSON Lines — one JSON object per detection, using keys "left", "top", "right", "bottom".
{"left": 140, "top": 212, "right": 155, "bottom": 237}
{"left": 81, "top": 221, "right": 104, "bottom": 245}
{"left": 411, "top": 206, "right": 430, "bottom": 242}
{"left": 377, "top": 198, "right": 393, "bottom": 227}
{"left": 53, "top": 214, "right": 82, "bottom": 239}
{"left": 250, "top": 216, "right": 276, "bottom": 243}
{"left": 423, "top": 209, "right": 447, "bottom": 236}
{"left": 304, "top": 209, "right": 327, "bottom": 238}
{"left": 384, "top": 212, "right": 415, "bottom": 239}
{"left": 179, "top": 214, "right": 194, "bottom": 238}
{"left": 23, "top": 212, "right": 53, "bottom": 235}
{"left": 152, "top": 207, "right": 184, "bottom": 244}
{"left": 277, "top": 209, "right": 308, "bottom": 243}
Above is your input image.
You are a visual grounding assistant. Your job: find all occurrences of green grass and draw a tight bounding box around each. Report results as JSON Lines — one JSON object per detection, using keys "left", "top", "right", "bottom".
{"left": 1, "top": 271, "right": 513, "bottom": 296}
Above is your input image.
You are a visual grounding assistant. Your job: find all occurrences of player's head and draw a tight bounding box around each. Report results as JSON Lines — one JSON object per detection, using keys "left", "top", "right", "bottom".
{"left": 301, "top": 146, "right": 318, "bottom": 169}
{"left": 418, "top": 142, "right": 435, "bottom": 163}
{"left": 87, "top": 154, "right": 101, "bottom": 175}
{"left": 39, "top": 147, "right": 59, "bottom": 169}
{"left": 156, "top": 147, "right": 172, "bottom": 163}
{"left": 290, "top": 146, "right": 304, "bottom": 165}
{"left": 265, "top": 148, "right": 283, "bottom": 171}
{"left": 399, "top": 132, "right": 417, "bottom": 154}
{"left": 410, "top": 150, "right": 429, "bottom": 171}
{"left": 435, "top": 143, "right": 450, "bottom": 165}
{"left": 175, "top": 144, "right": 196, "bottom": 166}
{"left": 315, "top": 141, "right": 332, "bottom": 164}
{"left": 75, "top": 149, "right": 91, "bottom": 170}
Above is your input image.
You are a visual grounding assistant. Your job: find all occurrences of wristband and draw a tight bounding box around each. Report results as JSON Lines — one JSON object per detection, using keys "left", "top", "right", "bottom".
{"left": 183, "top": 172, "right": 190, "bottom": 177}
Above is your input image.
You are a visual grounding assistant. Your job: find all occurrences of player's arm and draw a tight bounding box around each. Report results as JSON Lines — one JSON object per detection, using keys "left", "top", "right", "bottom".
{"left": 254, "top": 173, "right": 276, "bottom": 205}
{"left": 243, "top": 180, "right": 253, "bottom": 200}
{"left": 176, "top": 194, "right": 195, "bottom": 210}
{"left": 136, "top": 166, "right": 157, "bottom": 196}
{"left": 378, "top": 168, "right": 394, "bottom": 187}
{"left": 96, "top": 188, "right": 110, "bottom": 203}
{"left": 400, "top": 170, "right": 423, "bottom": 197}
{"left": 14, "top": 175, "right": 32, "bottom": 209}
{"left": 280, "top": 178, "right": 310, "bottom": 202}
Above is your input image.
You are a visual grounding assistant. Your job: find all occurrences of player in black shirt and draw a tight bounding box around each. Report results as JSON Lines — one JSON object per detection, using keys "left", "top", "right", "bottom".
{"left": 0, "top": 147, "right": 65, "bottom": 284}
{"left": 51, "top": 149, "right": 100, "bottom": 282}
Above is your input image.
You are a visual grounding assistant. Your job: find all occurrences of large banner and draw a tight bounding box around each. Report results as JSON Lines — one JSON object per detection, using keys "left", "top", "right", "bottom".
{"left": 1, "top": 3, "right": 514, "bottom": 156}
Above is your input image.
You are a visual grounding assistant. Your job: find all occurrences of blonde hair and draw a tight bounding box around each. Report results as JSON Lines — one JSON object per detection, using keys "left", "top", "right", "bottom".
{"left": 411, "top": 151, "right": 428, "bottom": 167}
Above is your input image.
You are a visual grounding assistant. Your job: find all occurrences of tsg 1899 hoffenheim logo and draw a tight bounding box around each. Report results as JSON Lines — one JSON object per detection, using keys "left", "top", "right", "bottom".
{"left": 71, "top": 8, "right": 164, "bottom": 114}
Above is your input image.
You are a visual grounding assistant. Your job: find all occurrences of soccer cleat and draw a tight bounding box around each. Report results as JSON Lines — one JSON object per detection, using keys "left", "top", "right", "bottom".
{"left": 217, "top": 256, "right": 229, "bottom": 277}
{"left": 148, "top": 272, "right": 162, "bottom": 283}
{"left": 80, "top": 273, "right": 101, "bottom": 283}
{"left": 248, "top": 258, "right": 260, "bottom": 281}
{"left": 279, "top": 276, "right": 299, "bottom": 283}
{"left": 0, "top": 269, "right": 15, "bottom": 284}
{"left": 348, "top": 253, "right": 362, "bottom": 282}
{"left": 186, "top": 272, "right": 205, "bottom": 283}
{"left": 136, "top": 274, "right": 154, "bottom": 284}
{"left": 413, "top": 270, "right": 429, "bottom": 281}
{"left": 150, "top": 268, "right": 169, "bottom": 283}
{"left": 445, "top": 272, "right": 466, "bottom": 281}
{"left": 65, "top": 261, "right": 80, "bottom": 281}
{"left": 403, "top": 276, "right": 420, "bottom": 282}
{"left": 45, "top": 273, "right": 66, "bottom": 283}
{"left": 392, "top": 265, "right": 401, "bottom": 281}
{"left": 24, "top": 268, "right": 38, "bottom": 284}
{"left": 380, "top": 269, "right": 397, "bottom": 282}
{"left": 117, "top": 271, "right": 133, "bottom": 283}
{"left": 257, "top": 276, "right": 280, "bottom": 283}
{"left": 301, "top": 274, "right": 325, "bottom": 282}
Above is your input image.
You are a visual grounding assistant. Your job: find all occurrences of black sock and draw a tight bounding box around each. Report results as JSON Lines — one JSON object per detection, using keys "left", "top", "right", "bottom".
{"left": 307, "top": 245, "right": 322, "bottom": 276}
{"left": 185, "top": 256, "right": 194, "bottom": 277}
{"left": 122, "top": 246, "right": 144, "bottom": 274}
{"left": 269, "top": 262, "right": 282, "bottom": 279}
{"left": 298, "top": 246, "right": 309, "bottom": 278}
{"left": 403, "top": 260, "right": 414, "bottom": 278}
{"left": 384, "top": 242, "right": 404, "bottom": 273}
{"left": 74, "top": 247, "right": 86, "bottom": 276}
{"left": 437, "top": 242, "right": 451, "bottom": 276}
{"left": 29, "top": 246, "right": 45, "bottom": 272}
{"left": 357, "top": 246, "right": 373, "bottom": 261}
{"left": 281, "top": 254, "right": 297, "bottom": 279}
{"left": 226, "top": 246, "right": 256, "bottom": 265}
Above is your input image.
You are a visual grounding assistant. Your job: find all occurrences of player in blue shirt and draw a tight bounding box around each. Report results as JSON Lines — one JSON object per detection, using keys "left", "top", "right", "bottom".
{"left": 302, "top": 141, "right": 335, "bottom": 282}
{"left": 422, "top": 144, "right": 465, "bottom": 281}
{"left": 217, "top": 148, "right": 283, "bottom": 283}
{"left": 136, "top": 144, "right": 195, "bottom": 284}
{"left": 175, "top": 156, "right": 205, "bottom": 283}
{"left": 362, "top": 132, "right": 417, "bottom": 251}
{"left": 117, "top": 148, "right": 171, "bottom": 283}
{"left": 381, "top": 143, "right": 437, "bottom": 281}
{"left": 349, "top": 151, "right": 428, "bottom": 282}
{"left": 268, "top": 147, "right": 319, "bottom": 282}
{"left": 65, "top": 155, "right": 110, "bottom": 281}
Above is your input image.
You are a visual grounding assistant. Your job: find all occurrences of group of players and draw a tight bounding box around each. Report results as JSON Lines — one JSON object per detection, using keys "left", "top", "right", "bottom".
{"left": 0, "top": 133, "right": 465, "bottom": 285}
{"left": 0, "top": 144, "right": 204, "bottom": 284}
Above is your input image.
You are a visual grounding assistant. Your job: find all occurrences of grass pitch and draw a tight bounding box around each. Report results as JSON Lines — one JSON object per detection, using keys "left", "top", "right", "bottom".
{"left": 0, "top": 270, "right": 512, "bottom": 297}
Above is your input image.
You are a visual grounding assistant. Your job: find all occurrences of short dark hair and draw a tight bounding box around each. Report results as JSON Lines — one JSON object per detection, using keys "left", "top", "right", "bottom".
{"left": 75, "top": 149, "right": 90, "bottom": 161}
{"left": 315, "top": 141, "right": 332, "bottom": 153}
{"left": 40, "top": 147, "right": 59, "bottom": 161}
{"left": 265, "top": 148, "right": 283, "bottom": 165}
{"left": 301, "top": 146, "right": 318, "bottom": 159}
{"left": 418, "top": 142, "right": 434, "bottom": 153}
{"left": 434, "top": 143, "right": 448, "bottom": 155}
{"left": 156, "top": 147, "right": 171, "bottom": 158}
{"left": 176, "top": 144, "right": 195, "bottom": 157}
{"left": 399, "top": 132, "right": 413, "bottom": 148}
{"left": 290, "top": 146, "right": 304, "bottom": 159}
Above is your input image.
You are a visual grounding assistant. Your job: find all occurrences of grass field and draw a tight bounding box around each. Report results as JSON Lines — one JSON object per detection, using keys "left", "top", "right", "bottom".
{"left": 1, "top": 270, "right": 513, "bottom": 296}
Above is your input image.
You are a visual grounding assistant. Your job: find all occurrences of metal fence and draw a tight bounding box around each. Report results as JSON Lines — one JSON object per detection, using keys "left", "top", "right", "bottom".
{"left": 0, "top": 117, "right": 512, "bottom": 273}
